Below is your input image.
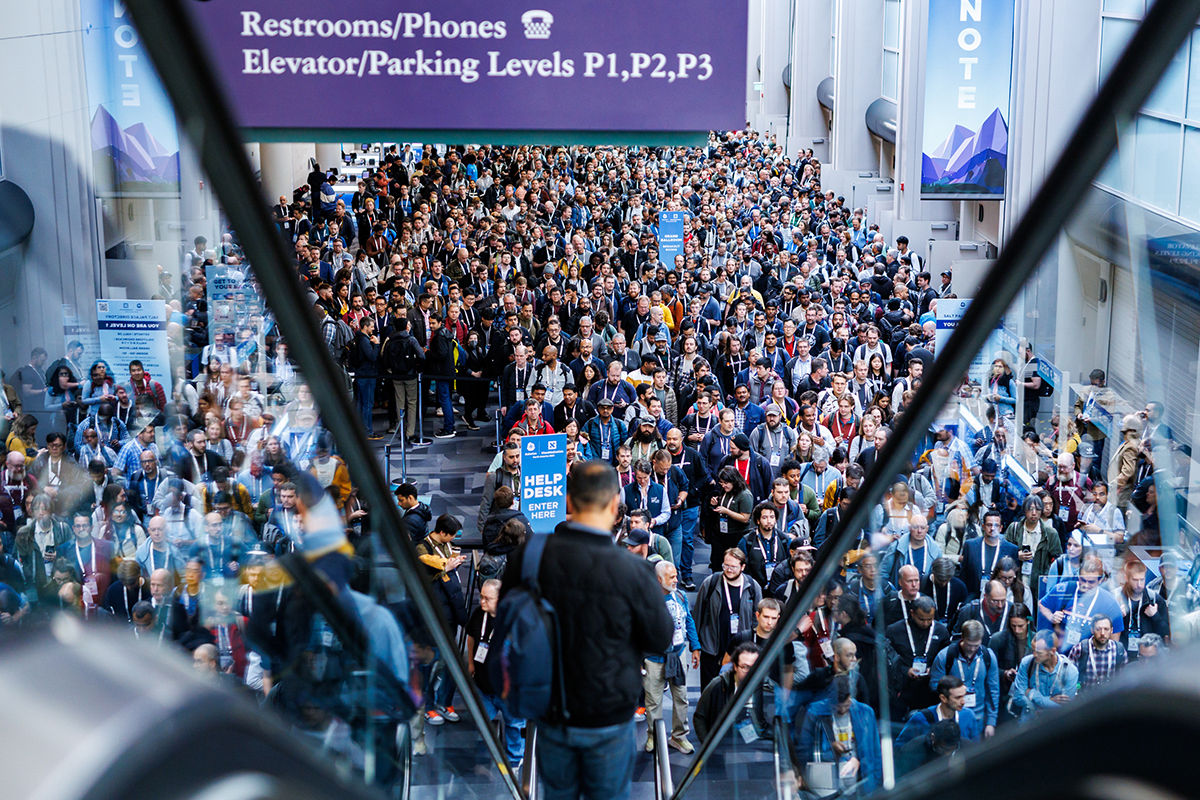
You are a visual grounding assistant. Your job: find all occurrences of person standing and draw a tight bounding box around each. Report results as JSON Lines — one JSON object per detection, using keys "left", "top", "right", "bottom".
{"left": 426, "top": 313, "right": 458, "bottom": 439}
{"left": 500, "top": 460, "right": 673, "bottom": 800}
{"left": 642, "top": 561, "right": 699, "bottom": 754}
{"left": 693, "top": 547, "right": 764, "bottom": 689}
{"left": 385, "top": 317, "right": 425, "bottom": 442}
{"left": 350, "top": 317, "right": 380, "bottom": 438}
{"left": 466, "top": 578, "right": 526, "bottom": 771}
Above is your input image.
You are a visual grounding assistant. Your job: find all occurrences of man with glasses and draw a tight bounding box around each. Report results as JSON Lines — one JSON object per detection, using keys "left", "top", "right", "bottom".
{"left": 61, "top": 513, "right": 113, "bottom": 605}
{"left": 960, "top": 510, "right": 1019, "bottom": 596}
{"left": 1010, "top": 629, "right": 1078, "bottom": 722}
{"left": 1038, "top": 555, "right": 1124, "bottom": 652}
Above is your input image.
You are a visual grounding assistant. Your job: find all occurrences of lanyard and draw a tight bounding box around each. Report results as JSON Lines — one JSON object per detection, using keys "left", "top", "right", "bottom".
{"left": 76, "top": 541, "right": 96, "bottom": 574}
{"left": 767, "top": 427, "right": 783, "bottom": 452}
{"left": 907, "top": 544, "right": 928, "bottom": 573}
{"left": 1072, "top": 585, "right": 1101, "bottom": 619}
{"left": 956, "top": 652, "right": 982, "bottom": 685}
{"left": 722, "top": 578, "right": 741, "bottom": 614}
{"left": 934, "top": 581, "right": 948, "bottom": 618}
{"left": 479, "top": 612, "right": 489, "bottom": 643}
{"left": 984, "top": 539, "right": 1002, "bottom": 579}
{"left": 245, "top": 585, "right": 254, "bottom": 616}
{"left": 905, "top": 620, "right": 935, "bottom": 659}
{"left": 983, "top": 602, "right": 1010, "bottom": 636}
{"left": 756, "top": 533, "right": 775, "bottom": 565}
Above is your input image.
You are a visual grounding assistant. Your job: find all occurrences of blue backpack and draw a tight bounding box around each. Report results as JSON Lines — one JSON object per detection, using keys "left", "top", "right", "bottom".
{"left": 488, "top": 534, "right": 569, "bottom": 722}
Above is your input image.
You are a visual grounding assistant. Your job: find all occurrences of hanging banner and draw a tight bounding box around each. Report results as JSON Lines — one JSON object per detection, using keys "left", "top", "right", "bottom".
{"left": 921, "top": 0, "right": 1014, "bottom": 198}
{"left": 657, "top": 211, "right": 686, "bottom": 264}
{"left": 520, "top": 434, "right": 568, "bottom": 533}
{"left": 96, "top": 300, "right": 171, "bottom": 387}
{"left": 187, "top": 0, "right": 746, "bottom": 135}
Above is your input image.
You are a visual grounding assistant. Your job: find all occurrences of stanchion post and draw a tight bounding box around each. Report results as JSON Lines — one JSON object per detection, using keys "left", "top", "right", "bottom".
{"left": 411, "top": 374, "right": 432, "bottom": 448}
{"left": 400, "top": 408, "right": 409, "bottom": 482}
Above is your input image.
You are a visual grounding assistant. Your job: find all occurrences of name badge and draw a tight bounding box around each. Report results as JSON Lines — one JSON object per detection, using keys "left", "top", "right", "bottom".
{"left": 963, "top": 691, "right": 977, "bottom": 708}
{"left": 729, "top": 614, "right": 740, "bottom": 635}
{"left": 601, "top": 446, "right": 611, "bottom": 461}
{"left": 770, "top": 454, "right": 780, "bottom": 467}
{"left": 936, "top": 501, "right": 946, "bottom": 516}
{"left": 719, "top": 518, "right": 729, "bottom": 534}
{"left": 819, "top": 639, "right": 834, "bottom": 659}
{"left": 1064, "top": 625, "right": 1083, "bottom": 648}
{"left": 212, "top": 575, "right": 225, "bottom": 587}
{"left": 1126, "top": 634, "right": 1140, "bottom": 652}
{"left": 912, "top": 658, "right": 929, "bottom": 676}
{"left": 1058, "top": 507, "right": 1069, "bottom": 522}
{"left": 980, "top": 578, "right": 988, "bottom": 594}
{"left": 1022, "top": 560, "right": 1033, "bottom": 577}
{"left": 736, "top": 717, "right": 759, "bottom": 744}
{"left": 474, "top": 642, "right": 490, "bottom": 663}
{"left": 673, "top": 625, "right": 685, "bottom": 647}
{"left": 321, "top": 628, "right": 335, "bottom": 648}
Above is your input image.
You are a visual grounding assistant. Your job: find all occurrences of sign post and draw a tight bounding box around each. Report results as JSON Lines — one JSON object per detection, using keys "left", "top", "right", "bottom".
{"left": 521, "top": 434, "right": 568, "bottom": 533}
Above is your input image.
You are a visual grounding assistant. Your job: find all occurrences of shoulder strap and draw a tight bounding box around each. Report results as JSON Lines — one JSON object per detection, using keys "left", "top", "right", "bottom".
{"left": 922, "top": 708, "right": 938, "bottom": 725}
{"left": 522, "top": 533, "right": 550, "bottom": 592}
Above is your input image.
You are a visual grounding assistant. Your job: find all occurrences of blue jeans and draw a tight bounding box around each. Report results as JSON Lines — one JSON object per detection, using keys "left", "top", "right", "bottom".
{"left": 664, "top": 521, "right": 682, "bottom": 571}
{"left": 436, "top": 378, "right": 455, "bottom": 432}
{"left": 679, "top": 506, "right": 699, "bottom": 581}
{"left": 354, "top": 377, "right": 376, "bottom": 434}
{"left": 537, "top": 720, "right": 636, "bottom": 800}
{"left": 479, "top": 693, "right": 527, "bottom": 769}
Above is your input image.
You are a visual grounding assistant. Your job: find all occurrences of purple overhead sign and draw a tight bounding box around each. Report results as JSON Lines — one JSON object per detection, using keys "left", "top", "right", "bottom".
{"left": 188, "top": 1, "right": 748, "bottom": 133}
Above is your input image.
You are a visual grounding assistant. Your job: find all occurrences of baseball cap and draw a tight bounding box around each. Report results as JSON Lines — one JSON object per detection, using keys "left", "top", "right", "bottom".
{"left": 765, "top": 403, "right": 783, "bottom": 416}
{"left": 620, "top": 527, "right": 650, "bottom": 547}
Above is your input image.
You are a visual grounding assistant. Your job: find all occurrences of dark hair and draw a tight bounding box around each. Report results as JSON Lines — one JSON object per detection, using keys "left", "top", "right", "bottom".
{"left": 394, "top": 483, "right": 418, "bottom": 500}
{"left": 936, "top": 674, "right": 965, "bottom": 699}
{"left": 493, "top": 485, "right": 515, "bottom": 510}
{"left": 730, "top": 640, "right": 761, "bottom": 667}
{"left": 496, "top": 518, "right": 528, "bottom": 548}
{"left": 836, "top": 593, "right": 867, "bottom": 627}
{"left": 716, "top": 466, "right": 748, "bottom": 495}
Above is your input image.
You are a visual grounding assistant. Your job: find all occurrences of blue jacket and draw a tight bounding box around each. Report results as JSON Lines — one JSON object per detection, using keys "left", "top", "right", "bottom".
{"left": 894, "top": 703, "right": 981, "bottom": 750}
{"left": 929, "top": 642, "right": 1001, "bottom": 727}
{"left": 797, "top": 698, "right": 882, "bottom": 794}
{"left": 731, "top": 401, "right": 767, "bottom": 436}
{"left": 879, "top": 534, "right": 944, "bottom": 588}
{"left": 581, "top": 416, "right": 627, "bottom": 465}
{"left": 1010, "top": 652, "right": 1078, "bottom": 722}
{"left": 623, "top": 481, "right": 670, "bottom": 532}
{"left": 646, "top": 588, "right": 700, "bottom": 663}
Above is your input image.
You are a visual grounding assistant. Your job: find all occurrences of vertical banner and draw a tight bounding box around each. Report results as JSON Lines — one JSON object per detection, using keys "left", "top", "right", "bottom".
{"left": 658, "top": 211, "right": 686, "bottom": 264}
{"left": 206, "top": 265, "right": 268, "bottom": 375}
{"left": 96, "top": 300, "right": 170, "bottom": 385}
{"left": 921, "top": 0, "right": 1014, "bottom": 198}
{"left": 521, "top": 434, "right": 568, "bottom": 533}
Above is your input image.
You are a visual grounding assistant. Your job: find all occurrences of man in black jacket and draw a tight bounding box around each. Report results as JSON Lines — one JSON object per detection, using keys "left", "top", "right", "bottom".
{"left": 426, "top": 314, "right": 458, "bottom": 439}
{"left": 501, "top": 460, "right": 673, "bottom": 800}
{"left": 385, "top": 318, "right": 425, "bottom": 442}
{"left": 351, "top": 317, "right": 380, "bottom": 438}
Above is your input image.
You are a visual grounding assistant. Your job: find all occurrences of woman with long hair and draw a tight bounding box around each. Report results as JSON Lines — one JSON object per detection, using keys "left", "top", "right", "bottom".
{"left": 6, "top": 414, "right": 38, "bottom": 465}
{"left": 706, "top": 465, "right": 753, "bottom": 571}
{"left": 870, "top": 391, "right": 895, "bottom": 426}
{"left": 45, "top": 365, "right": 82, "bottom": 436}
{"left": 793, "top": 429, "right": 815, "bottom": 464}
{"left": 81, "top": 361, "right": 117, "bottom": 410}
{"left": 206, "top": 417, "right": 235, "bottom": 464}
{"left": 847, "top": 415, "right": 879, "bottom": 464}
{"left": 866, "top": 353, "right": 890, "bottom": 397}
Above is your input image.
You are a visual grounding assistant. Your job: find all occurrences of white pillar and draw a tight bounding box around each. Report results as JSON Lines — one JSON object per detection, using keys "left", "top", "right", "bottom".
{"left": 316, "top": 143, "right": 343, "bottom": 172}
{"left": 259, "top": 142, "right": 313, "bottom": 204}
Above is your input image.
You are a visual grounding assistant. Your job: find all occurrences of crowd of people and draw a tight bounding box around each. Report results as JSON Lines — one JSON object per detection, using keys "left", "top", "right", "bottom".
{"left": 0, "top": 130, "right": 1196, "bottom": 799}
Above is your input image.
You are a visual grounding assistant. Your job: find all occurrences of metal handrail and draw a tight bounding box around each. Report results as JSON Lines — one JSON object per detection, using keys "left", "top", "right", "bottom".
{"left": 118, "top": 1, "right": 526, "bottom": 797}
{"left": 654, "top": 717, "right": 674, "bottom": 800}
{"left": 773, "top": 713, "right": 794, "bottom": 800}
{"left": 668, "top": 0, "right": 1200, "bottom": 795}
{"left": 522, "top": 724, "right": 539, "bottom": 800}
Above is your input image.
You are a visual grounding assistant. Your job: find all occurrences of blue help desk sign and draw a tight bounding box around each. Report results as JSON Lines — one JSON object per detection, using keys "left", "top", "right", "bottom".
{"left": 520, "top": 434, "right": 567, "bottom": 533}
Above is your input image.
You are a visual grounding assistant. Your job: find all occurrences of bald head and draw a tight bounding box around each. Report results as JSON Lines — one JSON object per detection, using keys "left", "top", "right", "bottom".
{"left": 150, "top": 568, "right": 174, "bottom": 601}
{"left": 193, "top": 643, "right": 219, "bottom": 673}
{"left": 6, "top": 452, "right": 24, "bottom": 470}
{"left": 898, "top": 564, "right": 921, "bottom": 598}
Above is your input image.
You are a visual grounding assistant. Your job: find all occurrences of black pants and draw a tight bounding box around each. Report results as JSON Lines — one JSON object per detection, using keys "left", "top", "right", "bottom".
{"left": 462, "top": 380, "right": 489, "bottom": 421}
{"left": 700, "top": 651, "right": 725, "bottom": 692}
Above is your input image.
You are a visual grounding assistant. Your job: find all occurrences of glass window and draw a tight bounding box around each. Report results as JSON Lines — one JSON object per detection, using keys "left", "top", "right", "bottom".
{"left": 1133, "top": 114, "right": 1182, "bottom": 214}
{"left": 884, "top": 0, "right": 901, "bottom": 51}
{"left": 1100, "top": 17, "right": 1138, "bottom": 80}
{"left": 1179, "top": 125, "right": 1200, "bottom": 223}
{"left": 883, "top": 51, "right": 900, "bottom": 103}
{"left": 1102, "top": 0, "right": 1144, "bottom": 13}
{"left": 1187, "top": 27, "right": 1200, "bottom": 119}
{"left": 1144, "top": 33, "right": 1190, "bottom": 118}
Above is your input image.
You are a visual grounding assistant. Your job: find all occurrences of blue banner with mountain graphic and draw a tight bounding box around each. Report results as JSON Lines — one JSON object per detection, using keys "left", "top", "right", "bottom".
{"left": 921, "top": 0, "right": 1014, "bottom": 199}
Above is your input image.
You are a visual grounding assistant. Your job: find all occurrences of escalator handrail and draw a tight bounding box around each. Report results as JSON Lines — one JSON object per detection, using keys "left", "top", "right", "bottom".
{"left": 655, "top": 717, "right": 674, "bottom": 800}
{"left": 668, "top": 0, "right": 1200, "bottom": 795}
{"left": 774, "top": 713, "right": 792, "bottom": 800}
{"left": 118, "top": 0, "right": 527, "bottom": 797}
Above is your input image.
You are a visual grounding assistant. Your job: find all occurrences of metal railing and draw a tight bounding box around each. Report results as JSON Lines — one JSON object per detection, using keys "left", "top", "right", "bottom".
{"left": 774, "top": 713, "right": 794, "bottom": 800}
{"left": 653, "top": 718, "right": 674, "bottom": 800}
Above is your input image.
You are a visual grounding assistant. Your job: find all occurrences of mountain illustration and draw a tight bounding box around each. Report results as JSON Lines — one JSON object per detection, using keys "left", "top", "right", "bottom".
{"left": 922, "top": 108, "right": 1007, "bottom": 194}
{"left": 91, "top": 104, "right": 180, "bottom": 185}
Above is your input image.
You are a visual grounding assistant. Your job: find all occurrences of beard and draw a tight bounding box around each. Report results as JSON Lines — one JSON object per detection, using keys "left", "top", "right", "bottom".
{"left": 633, "top": 429, "right": 658, "bottom": 444}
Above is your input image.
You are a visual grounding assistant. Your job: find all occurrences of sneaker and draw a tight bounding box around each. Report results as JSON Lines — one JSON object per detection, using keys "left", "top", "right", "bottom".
{"left": 464, "top": 420, "right": 480, "bottom": 431}
{"left": 668, "top": 735, "right": 694, "bottom": 754}
{"left": 413, "top": 738, "right": 428, "bottom": 755}
{"left": 424, "top": 710, "right": 444, "bottom": 726}
{"left": 634, "top": 707, "right": 646, "bottom": 722}
{"left": 386, "top": 427, "right": 396, "bottom": 435}
{"left": 680, "top": 580, "right": 697, "bottom": 592}
{"left": 439, "top": 705, "right": 460, "bottom": 722}
{"left": 367, "top": 433, "right": 383, "bottom": 440}
{"left": 645, "top": 735, "right": 654, "bottom": 753}
{"left": 435, "top": 429, "right": 456, "bottom": 439}
{"left": 475, "top": 412, "right": 491, "bottom": 423}
{"left": 436, "top": 407, "right": 444, "bottom": 417}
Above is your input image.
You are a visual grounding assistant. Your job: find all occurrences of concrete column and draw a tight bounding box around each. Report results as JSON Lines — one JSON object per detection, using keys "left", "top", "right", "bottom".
{"left": 787, "top": 0, "right": 833, "bottom": 158}
{"left": 259, "top": 142, "right": 313, "bottom": 204}
{"left": 316, "top": 143, "right": 343, "bottom": 172}
{"left": 830, "top": 0, "right": 884, "bottom": 175}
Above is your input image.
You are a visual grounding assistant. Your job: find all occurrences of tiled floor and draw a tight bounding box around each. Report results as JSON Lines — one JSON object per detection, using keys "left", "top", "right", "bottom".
{"left": 372, "top": 397, "right": 783, "bottom": 799}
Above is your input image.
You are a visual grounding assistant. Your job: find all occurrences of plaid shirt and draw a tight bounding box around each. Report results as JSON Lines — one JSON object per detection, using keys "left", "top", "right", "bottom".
{"left": 1068, "top": 637, "right": 1127, "bottom": 687}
